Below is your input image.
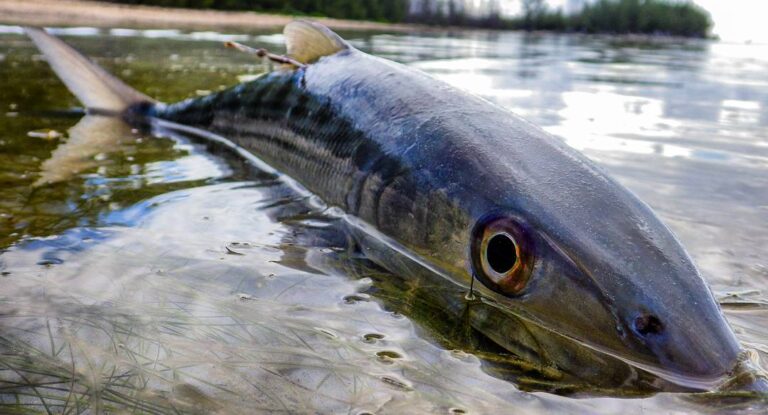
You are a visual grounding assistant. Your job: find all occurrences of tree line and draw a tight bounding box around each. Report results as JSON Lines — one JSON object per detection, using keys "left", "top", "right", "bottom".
{"left": 514, "top": 0, "right": 712, "bottom": 37}
{"left": 99, "top": 0, "right": 713, "bottom": 38}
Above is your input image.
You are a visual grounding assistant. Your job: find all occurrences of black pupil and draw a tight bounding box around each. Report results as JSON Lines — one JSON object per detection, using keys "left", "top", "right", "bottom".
{"left": 486, "top": 233, "right": 517, "bottom": 274}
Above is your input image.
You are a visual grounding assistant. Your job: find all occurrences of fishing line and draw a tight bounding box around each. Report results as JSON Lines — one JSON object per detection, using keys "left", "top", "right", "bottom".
{"left": 224, "top": 41, "right": 306, "bottom": 68}
{"left": 466, "top": 275, "right": 476, "bottom": 301}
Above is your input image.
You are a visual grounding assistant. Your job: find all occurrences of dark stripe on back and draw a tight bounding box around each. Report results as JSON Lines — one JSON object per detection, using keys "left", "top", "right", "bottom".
{"left": 157, "top": 70, "right": 413, "bottom": 222}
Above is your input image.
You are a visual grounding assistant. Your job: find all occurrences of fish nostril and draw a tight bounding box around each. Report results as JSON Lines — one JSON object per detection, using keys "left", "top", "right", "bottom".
{"left": 634, "top": 314, "right": 664, "bottom": 336}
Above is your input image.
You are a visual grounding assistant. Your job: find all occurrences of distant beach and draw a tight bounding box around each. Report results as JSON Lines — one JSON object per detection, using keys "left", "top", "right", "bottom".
{"left": 0, "top": 0, "right": 419, "bottom": 31}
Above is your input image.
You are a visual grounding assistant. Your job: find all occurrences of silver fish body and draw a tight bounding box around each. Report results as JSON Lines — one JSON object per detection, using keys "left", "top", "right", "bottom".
{"left": 155, "top": 48, "right": 741, "bottom": 389}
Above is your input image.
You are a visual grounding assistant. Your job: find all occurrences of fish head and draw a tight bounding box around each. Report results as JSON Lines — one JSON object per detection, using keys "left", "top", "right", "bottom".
{"left": 416, "top": 114, "right": 746, "bottom": 390}
{"left": 460, "top": 159, "right": 743, "bottom": 389}
{"left": 467, "top": 208, "right": 741, "bottom": 389}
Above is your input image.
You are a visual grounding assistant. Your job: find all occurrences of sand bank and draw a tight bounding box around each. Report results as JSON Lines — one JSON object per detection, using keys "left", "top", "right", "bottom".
{"left": 0, "top": 0, "right": 420, "bottom": 32}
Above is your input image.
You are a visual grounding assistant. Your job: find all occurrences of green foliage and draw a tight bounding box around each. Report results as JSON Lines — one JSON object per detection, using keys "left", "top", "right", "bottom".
{"left": 527, "top": 0, "right": 712, "bottom": 37}
{"left": 97, "top": 0, "right": 712, "bottom": 38}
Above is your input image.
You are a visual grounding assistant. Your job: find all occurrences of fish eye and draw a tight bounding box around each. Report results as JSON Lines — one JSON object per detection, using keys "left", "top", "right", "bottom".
{"left": 470, "top": 216, "right": 534, "bottom": 296}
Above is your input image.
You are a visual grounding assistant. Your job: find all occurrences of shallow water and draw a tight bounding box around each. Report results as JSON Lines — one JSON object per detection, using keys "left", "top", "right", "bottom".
{"left": 0, "top": 25, "right": 766, "bottom": 413}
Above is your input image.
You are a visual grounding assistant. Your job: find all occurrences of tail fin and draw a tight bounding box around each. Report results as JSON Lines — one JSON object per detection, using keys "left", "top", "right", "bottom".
{"left": 24, "top": 27, "right": 154, "bottom": 113}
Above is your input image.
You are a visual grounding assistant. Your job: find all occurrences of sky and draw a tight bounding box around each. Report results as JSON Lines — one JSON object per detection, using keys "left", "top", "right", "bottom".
{"left": 498, "top": 0, "right": 768, "bottom": 42}
{"left": 693, "top": 0, "right": 768, "bottom": 42}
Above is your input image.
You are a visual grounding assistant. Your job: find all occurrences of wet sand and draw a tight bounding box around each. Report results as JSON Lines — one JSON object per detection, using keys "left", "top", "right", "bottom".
{"left": 0, "top": 0, "right": 419, "bottom": 31}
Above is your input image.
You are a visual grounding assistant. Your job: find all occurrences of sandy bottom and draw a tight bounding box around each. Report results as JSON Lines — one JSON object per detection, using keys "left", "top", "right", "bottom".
{"left": 0, "top": 0, "right": 419, "bottom": 32}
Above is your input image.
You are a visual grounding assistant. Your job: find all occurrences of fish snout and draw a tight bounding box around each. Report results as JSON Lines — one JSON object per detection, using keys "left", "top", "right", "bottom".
{"left": 619, "top": 303, "right": 742, "bottom": 389}
{"left": 717, "top": 352, "right": 768, "bottom": 392}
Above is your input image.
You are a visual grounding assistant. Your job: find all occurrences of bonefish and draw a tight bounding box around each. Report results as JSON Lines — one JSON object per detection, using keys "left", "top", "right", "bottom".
{"left": 25, "top": 21, "right": 752, "bottom": 390}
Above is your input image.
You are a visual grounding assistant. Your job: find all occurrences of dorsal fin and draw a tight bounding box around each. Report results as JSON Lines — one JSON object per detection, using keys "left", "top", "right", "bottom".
{"left": 284, "top": 21, "right": 350, "bottom": 64}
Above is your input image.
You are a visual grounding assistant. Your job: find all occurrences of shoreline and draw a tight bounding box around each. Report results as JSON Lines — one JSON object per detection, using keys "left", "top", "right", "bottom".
{"left": 0, "top": 0, "right": 423, "bottom": 32}
{"left": 0, "top": 0, "right": 728, "bottom": 43}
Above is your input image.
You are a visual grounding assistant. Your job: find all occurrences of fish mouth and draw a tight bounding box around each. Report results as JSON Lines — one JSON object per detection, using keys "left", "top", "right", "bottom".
{"left": 613, "top": 347, "right": 768, "bottom": 392}
{"left": 578, "top": 339, "right": 737, "bottom": 390}
{"left": 478, "top": 289, "right": 740, "bottom": 390}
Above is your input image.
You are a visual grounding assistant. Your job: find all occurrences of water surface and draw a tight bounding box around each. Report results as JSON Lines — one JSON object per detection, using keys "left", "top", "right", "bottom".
{"left": 0, "top": 26, "right": 766, "bottom": 413}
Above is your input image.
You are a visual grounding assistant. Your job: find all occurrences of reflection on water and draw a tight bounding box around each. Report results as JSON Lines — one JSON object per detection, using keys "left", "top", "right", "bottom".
{"left": 0, "top": 26, "right": 766, "bottom": 413}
